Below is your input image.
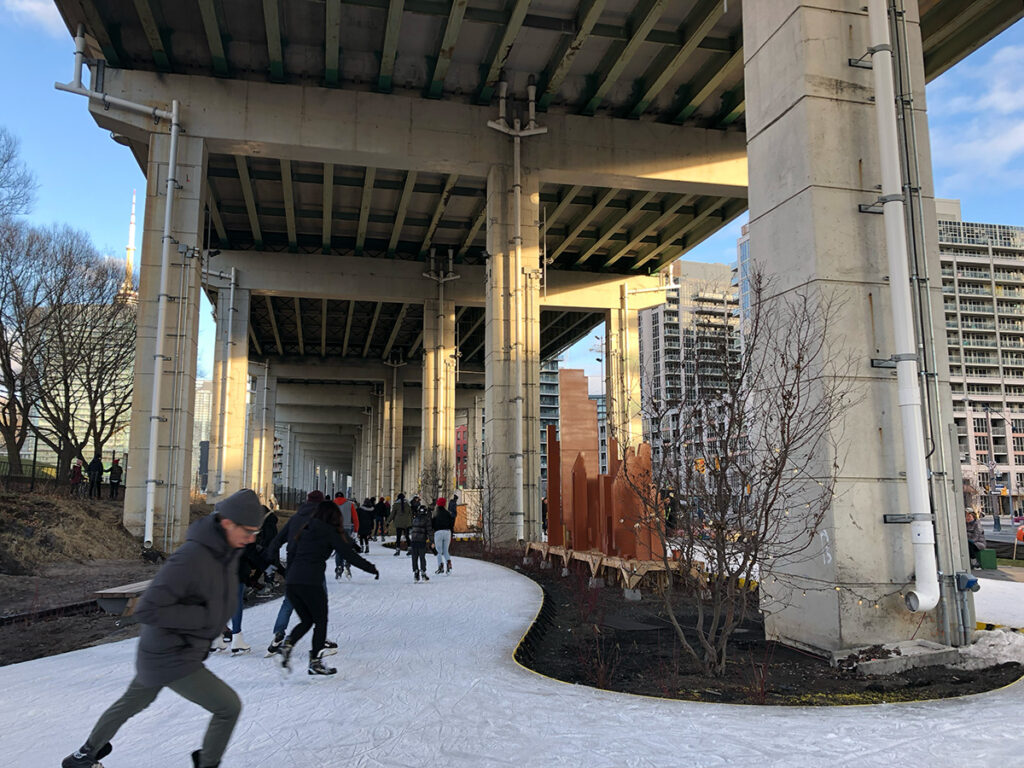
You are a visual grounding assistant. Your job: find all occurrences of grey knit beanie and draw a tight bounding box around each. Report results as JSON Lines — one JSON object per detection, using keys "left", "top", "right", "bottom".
{"left": 215, "top": 489, "right": 265, "bottom": 528}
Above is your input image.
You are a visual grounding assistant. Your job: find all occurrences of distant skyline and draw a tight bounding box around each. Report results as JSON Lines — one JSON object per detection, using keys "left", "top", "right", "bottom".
{"left": 1, "top": 6, "right": 1021, "bottom": 385}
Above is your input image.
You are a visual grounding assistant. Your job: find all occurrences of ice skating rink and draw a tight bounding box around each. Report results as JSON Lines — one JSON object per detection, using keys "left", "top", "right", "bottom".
{"left": 9, "top": 550, "right": 1024, "bottom": 768}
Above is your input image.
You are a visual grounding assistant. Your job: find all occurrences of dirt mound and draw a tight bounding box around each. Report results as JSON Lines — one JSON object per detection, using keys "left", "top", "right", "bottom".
{"left": 0, "top": 491, "right": 141, "bottom": 575}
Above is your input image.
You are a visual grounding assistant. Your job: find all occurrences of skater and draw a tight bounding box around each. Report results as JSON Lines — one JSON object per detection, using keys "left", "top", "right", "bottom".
{"left": 265, "top": 490, "right": 324, "bottom": 656}
{"left": 86, "top": 455, "right": 104, "bottom": 499}
{"left": 61, "top": 489, "right": 265, "bottom": 768}
{"left": 432, "top": 497, "right": 455, "bottom": 575}
{"left": 108, "top": 458, "right": 123, "bottom": 500}
{"left": 69, "top": 460, "right": 84, "bottom": 497}
{"left": 390, "top": 492, "right": 413, "bottom": 556}
{"left": 372, "top": 495, "right": 388, "bottom": 540}
{"left": 409, "top": 500, "right": 433, "bottom": 582}
{"left": 270, "top": 500, "right": 378, "bottom": 675}
{"left": 357, "top": 497, "right": 375, "bottom": 553}
{"left": 332, "top": 492, "right": 358, "bottom": 579}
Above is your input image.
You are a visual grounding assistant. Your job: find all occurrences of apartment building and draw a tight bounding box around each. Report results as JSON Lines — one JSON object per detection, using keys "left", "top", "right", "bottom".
{"left": 940, "top": 199, "right": 1024, "bottom": 517}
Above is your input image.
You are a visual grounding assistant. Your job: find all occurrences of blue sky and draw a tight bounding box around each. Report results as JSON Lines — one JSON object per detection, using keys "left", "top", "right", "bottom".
{"left": 1, "top": 4, "right": 1022, "bottom": 384}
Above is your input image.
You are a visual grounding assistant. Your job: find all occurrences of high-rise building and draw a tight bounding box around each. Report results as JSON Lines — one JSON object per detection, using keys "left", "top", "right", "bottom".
{"left": 589, "top": 393, "right": 608, "bottom": 474}
{"left": 637, "top": 260, "right": 739, "bottom": 464}
{"left": 939, "top": 199, "right": 1024, "bottom": 518}
{"left": 192, "top": 379, "right": 214, "bottom": 490}
{"left": 539, "top": 358, "right": 560, "bottom": 494}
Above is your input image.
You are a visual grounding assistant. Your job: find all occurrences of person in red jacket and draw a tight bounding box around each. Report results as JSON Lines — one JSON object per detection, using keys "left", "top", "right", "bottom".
{"left": 332, "top": 493, "right": 358, "bottom": 579}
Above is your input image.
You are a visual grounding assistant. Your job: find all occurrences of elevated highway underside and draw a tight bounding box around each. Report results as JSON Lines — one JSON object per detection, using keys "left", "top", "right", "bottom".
{"left": 52, "top": 0, "right": 1022, "bottom": 655}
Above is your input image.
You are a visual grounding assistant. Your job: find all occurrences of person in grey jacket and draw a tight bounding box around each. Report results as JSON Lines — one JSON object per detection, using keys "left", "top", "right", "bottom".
{"left": 62, "top": 489, "right": 265, "bottom": 768}
{"left": 409, "top": 503, "right": 433, "bottom": 582}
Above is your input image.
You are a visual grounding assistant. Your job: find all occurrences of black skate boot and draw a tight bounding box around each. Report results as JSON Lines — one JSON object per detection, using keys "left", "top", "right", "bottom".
{"left": 422, "top": 572, "right": 430, "bottom": 582}
{"left": 319, "top": 639, "right": 339, "bottom": 657}
{"left": 308, "top": 652, "right": 337, "bottom": 675}
{"left": 62, "top": 741, "right": 112, "bottom": 768}
{"left": 446, "top": 561, "right": 452, "bottom": 574}
{"left": 335, "top": 565, "right": 343, "bottom": 580}
{"left": 435, "top": 565, "right": 444, "bottom": 575}
{"left": 192, "top": 748, "right": 220, "bottom": 767}
{"left": 265, "top": 631, "right": 285, "bottom": 657}
{"left": 414, "top": 570, "right": 420, "bottom": 582}
{"left": 278, "top": 640, "right": 294, "bottom": 672}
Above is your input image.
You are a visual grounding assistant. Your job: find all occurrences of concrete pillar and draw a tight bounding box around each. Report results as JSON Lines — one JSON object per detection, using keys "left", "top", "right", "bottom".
{"left": 248, "top": 364, "right": 276, "bottom": 504}
{"left": 124, "top": 133, "right": 206, "bottom": 549}
{"left": 606, "top": 287, "right": 643, "bottom": 454}
{"left": 352, "top": 428, "right": 363, "bottom": 499}
{"left": 465, "top": 394, "right": 484, "bottom": 488}
{"left": 421, "top": 296, "right": 456, "bottom": 499}
{"left": 484, "top": 163, "right": 542, "bottom": 543}
{"left": 743, "top": 0, "right": 962, "bottom": 652}
{"left": 384, "top": 363, "right": 406, "bottom": 499}
{"left": 208, "top": 282, "right": 251, "bottom": 501}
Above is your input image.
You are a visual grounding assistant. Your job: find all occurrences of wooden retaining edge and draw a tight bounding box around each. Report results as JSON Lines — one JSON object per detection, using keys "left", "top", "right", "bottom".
{"left": 524, "top": 542, "right": 706, "bottom": 590}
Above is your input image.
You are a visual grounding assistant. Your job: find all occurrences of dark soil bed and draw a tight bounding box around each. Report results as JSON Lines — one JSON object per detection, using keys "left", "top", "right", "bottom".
{"left": 465, "top": 544, "right": 1024, "bottom": 705}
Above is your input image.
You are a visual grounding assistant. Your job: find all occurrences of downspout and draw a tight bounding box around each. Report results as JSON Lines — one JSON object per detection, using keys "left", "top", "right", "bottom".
{"left": 56, "top": 26, "right": 180, "bottom": 549}
{"left": 868, "top": 0, "right": 938, "bottom": 612}
{"left": 257, "top": 362, "right": 269, "bottom": 500}
{"left": 512, "top": 121, "right": 525, "bottom": 540}
{"left": 215, "top": 267, "right": 237, "bottom": 495}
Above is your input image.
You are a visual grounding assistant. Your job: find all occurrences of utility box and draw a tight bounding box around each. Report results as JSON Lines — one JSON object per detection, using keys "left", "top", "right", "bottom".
{"left": 978, "top": 549, "right": 998, "bottom": 570}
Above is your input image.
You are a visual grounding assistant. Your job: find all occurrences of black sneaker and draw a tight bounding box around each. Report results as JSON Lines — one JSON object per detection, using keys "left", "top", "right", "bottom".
{"left": 414, "top": 571, "right": 420, "bottom": 582}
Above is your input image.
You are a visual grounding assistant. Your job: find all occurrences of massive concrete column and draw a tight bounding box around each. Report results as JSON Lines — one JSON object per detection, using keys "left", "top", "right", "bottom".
{"left": 207, "top": 282, "right": 251, "bottom": 502}
{"left": 743, "top": 0, "right": 963, "bottom": 652}
{"left": 248, "top": 363, "right": 276, "bottom": 504}
{"left": 421, "top": 296, "right": 456, "bottom": 499}
{"left": 605, "top": 286, "right": 643, "bottom": 453}
{"left": 125, "top": 133, "right": 206, "bottom": 549}
{"left": 383, "top": 363, "right": 407, "bottom": 499}
{"left": 484, "top": 163, "right": 542, "bottom": 542}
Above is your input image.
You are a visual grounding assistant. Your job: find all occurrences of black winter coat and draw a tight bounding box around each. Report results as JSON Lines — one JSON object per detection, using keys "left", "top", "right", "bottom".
{"left": 133, "top": 514, "right": 241, "bottom": 687}
{"left": 432, "top": 505, "right": 454, "bottom": 532}
{"left": 409, "top": 510, "right": 433, "bottom": 544}
{"left": 357, "top": 504, "right": 375, "bottom": 533}
{"left": 266, "top": 502, "right": 316, "bottom": 572}
{"left": 273, "top": 517, "right": 375, "bottom": 585}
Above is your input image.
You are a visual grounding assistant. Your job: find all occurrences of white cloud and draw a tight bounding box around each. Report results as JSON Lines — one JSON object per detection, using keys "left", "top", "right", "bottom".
{"left": 2, "top": 0, "right": 67, "bottom": 38}
{"left": 928, "top": 39, "right": 1024, "bottom": 196}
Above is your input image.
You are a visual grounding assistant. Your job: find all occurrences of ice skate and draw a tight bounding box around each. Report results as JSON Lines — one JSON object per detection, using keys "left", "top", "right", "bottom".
{"left": 230, "top": 632, "right": 251, "bottom": 655}
{"left": 335, "top": 565, "right": 344, "bottom": 580}
{"left": 422, "top": 573, "right": 430, "bottom": 582}
{"left": 344, "top": 566, "right": 352, "bottom": 580}
{"left": 209, "top": 630, "right": 231, "bottom": 652}
{"left": 265, "top": 632, "right": 285, "bottom": 657}
{"left": 446, "top": 561, "right": 452, "bottom": 574}
{"left": 319, "top": 640, "right": 338, "bottom": 657}
{"left": 191, "top": 748, "right": 220, "bottom": 767}
{"left": 393, "top": 548, "right": 401, "bottom": 556}
{"left": 62, "top": 742, "right": 112, "bottom": 768}
{"left": 414, "top": 570, "right": 420, "bottom": 582}
{"left": 278, "top": 641, "right": 294, "bottom": 672}
{"left": 435, "top": 565, "right": 444, "bottom": 575}
{"left": 308, "top": 654, "right": 337, "bottom": 676}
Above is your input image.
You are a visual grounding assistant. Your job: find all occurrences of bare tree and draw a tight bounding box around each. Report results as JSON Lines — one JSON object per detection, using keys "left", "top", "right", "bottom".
{"left": 619, "top": 270, "right": 856, "bottom": 676}
{"left": 0, "top": 127, "right": 36, "bottom": 220}
{"left": 29, "top": 226, "right": 136, "bottom": 480}
{"left": 0, "top": 221, "right": 49, "bottom": 473}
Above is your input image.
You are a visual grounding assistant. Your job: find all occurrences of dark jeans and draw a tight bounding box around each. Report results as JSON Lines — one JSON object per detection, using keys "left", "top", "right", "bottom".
{"left": 84, "top": 666, "right": 240, "bottom": 768}
{"left": 373, "top": 518, "right": 387, "bottom": 537}
{"left": 334, "top": 526, "right": 354, "bottom": 569}
{"left": 110, "top": 482, "right": 121, "bottom": 500}
{"left": 286, "top": 582, "right": 329, "bottom": 657}
{"left": 394, "top": 527, "right": 410, "bottom": 550}
{"left": 410, "top": 542, "right": 427, "bottom": 574}
{"left": 359, "top": 533, "right": 370, "bottom": 552}
{"left": 968, "top": 541, "right": 982, "bottom": 561}
{"left": 88, "top": 477, "right": 102, "bottom": 498}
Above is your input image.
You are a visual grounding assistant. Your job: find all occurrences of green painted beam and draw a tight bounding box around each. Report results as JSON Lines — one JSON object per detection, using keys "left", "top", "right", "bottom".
{"left": 80, "top": 0, "right": 122, "bottom": 67}
{"left": 549, "top": 188, "right": 618, "bottom": 262}
{"left": 580, "top": 0, "right": 666, "bottom": 116}
{"left": 457, "top": 205, "right": 487, "bottom": 258}
{"left": 325, "top": 0, "right": 342, "bottom": 87}
{"left": 476, "top": 0, "right": 532, "bottom": 104}
{"left": 600, "top": 194, "right": 690, "bottom": 268}
{"left": 322, "top": 162, "right": 335, "bottom": 254}
{"left": 378, "top": 0, "right": 406, "bottom": 92}
{"left": 538, "top": 0, "right": 606, "bottom": 111}
{"left": 206, "top": 181, "right": 229, "bottom": 247}
{"left": 262, "top": 0, "right": 285, "bottom": 82}
{"left": 420, "top": 174, "right": 459, "bottom": 254}
{"left": 280, "top": 159, "right": 297, "bottom": 252}
{"left": 427, "top": 0, "right": 470, "bottom": 99}
{"left": 234, "top": 155, "right": 263, "bottom": 248}
{"left": 265, "top": 296, "right": 284, "bottom": 355}
{"left": 355, "top": 167, "right": 377, "bottom": 256}
{"left": 197, "top": 0, "right": 229, "bottom": 76}
{"left": 542, "top": 184, "right": 583, "bottom": 236}
{"left": 381, "top": 303, "right": 409, "bottom": 359}
{"left": 131, "top": 0, "right": 171, "bottom": 70}
{"left": 574, "top": 191, "right": 656, "bottom": 266}
{"left": 388, "top": 171, "right": 417, "bottom": 255}
{"left": 627, "top": 0, "right": 723, "bottom": 118}
{"left": 714, "top": 84, "right": 745, "bottom": 128}
{"left": 672, "top": 46, "right": 743, "bottom": 124}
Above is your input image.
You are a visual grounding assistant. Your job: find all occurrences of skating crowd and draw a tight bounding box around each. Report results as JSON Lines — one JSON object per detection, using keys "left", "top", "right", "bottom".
{"left": 62, "top": 487, "right": 460, "bottom": 768}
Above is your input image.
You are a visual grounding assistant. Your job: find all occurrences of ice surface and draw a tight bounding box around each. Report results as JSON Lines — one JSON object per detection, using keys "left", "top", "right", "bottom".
{"left": 7, "top": 553, "right": 1024, "bottom": 767}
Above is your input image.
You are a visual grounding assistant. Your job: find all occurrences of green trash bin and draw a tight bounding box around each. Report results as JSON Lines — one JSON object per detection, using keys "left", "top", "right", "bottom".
{"left": 978, "top": 549, "right": 998, "bottom": 570}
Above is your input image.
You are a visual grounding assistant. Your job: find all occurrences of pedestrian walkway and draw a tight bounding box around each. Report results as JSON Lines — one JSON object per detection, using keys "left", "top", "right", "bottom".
{"left": 9, "top": 550, "right": 1024, "bottom": 767}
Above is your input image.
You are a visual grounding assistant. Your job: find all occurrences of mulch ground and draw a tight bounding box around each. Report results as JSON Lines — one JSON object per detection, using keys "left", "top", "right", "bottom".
{"left": 464, "top": 544, "right": 1023, "bottom": 705}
